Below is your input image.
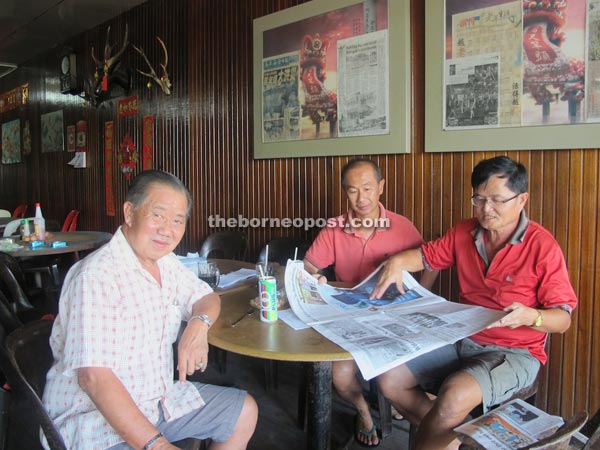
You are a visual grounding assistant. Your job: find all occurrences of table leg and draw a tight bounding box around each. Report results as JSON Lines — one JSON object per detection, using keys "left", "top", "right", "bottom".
{"left": 306, "top": 361, "right": 332, "bottom": 450}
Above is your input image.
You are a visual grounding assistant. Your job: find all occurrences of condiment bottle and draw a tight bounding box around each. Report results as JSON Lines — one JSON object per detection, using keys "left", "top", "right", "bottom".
{"left": 34, "top": 202, "right": 46, "bottom": 240}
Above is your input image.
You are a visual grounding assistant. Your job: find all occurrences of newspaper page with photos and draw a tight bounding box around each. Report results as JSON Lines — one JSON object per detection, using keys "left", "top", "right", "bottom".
{"left": 284, "top": 261, "right": 504, "bottom": 380}
{"left": 337, "top": 29, "right": 389, "bottom": 137}
{"left": 262, "top": 52, "right": 301, "bottom": 143}
{"left": 455, "top": 399, "right": 566, "bottom": 450}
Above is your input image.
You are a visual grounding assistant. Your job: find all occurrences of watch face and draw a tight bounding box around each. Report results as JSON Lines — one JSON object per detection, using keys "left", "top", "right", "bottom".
{"left": 61, "top": 56, "right": 70, "bottom": 74}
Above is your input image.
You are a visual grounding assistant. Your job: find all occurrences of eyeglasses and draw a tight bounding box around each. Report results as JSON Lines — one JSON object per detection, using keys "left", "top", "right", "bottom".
{"left": 471, "top": 193, "right": 520, "bottom": 208}
{"left": 145, "top": 211, "right": 186, "bottom": 229}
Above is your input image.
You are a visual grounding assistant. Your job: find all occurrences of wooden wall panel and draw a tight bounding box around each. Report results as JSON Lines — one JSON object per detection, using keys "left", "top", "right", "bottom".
{"left": 0, "top": 0, "right": 598, "bottom": 420}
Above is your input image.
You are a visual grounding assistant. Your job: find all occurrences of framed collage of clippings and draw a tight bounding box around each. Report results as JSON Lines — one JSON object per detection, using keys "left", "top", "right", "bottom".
{"left": 253, "top": 0, "right": 411, "bottom": 158}
{"left": 425, "top": 0, "right": 600, "bottom": 152}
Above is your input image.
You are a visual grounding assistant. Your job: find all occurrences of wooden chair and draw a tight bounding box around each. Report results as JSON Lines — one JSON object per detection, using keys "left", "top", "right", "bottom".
{"left": 11, "top": 205, "right": 27, "bottom": 219}
{"left": 458, "top": 410, "right": 588, "bottom": 450}
{"left": 0, "top": 320, "right": 207, "bottom": 450}
{"left": 581, "top": 407, "right": 600, "bottom": 450}
{"left": 257, "top": 236, "right": 310, "bottom": 265}
{"left": 0, "top": 319, "right": 67, "bottom": 450}
{"left": 408, "top": 373, "right": 541, "bottom": 448}
{"left": 0, "top": 252, "right": 37, "bottom": 314}
{"left": 199, "top": 231, "right": 247, "bottom": 260}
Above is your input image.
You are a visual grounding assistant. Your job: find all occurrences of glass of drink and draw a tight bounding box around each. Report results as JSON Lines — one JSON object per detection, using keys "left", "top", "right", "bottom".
{"left": 198, "top": 261, "right": 220, "bottom": 289}
{"left": 255, "top": 262, "right": 274, "bottom": 278}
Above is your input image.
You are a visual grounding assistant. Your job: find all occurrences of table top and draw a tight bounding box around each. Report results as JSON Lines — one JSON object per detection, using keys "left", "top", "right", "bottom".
{"left": 6, "top": 231, "right": 112, "bottom": 257}
{"left": 0, "top": 217, "right": 13, "bottom": 226}
{"left": 209, "top": 259, "right": 351, "bottom": 363}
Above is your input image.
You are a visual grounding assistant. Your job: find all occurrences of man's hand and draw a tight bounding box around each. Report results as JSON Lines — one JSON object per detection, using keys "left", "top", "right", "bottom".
{"left": 370, "top": 255, "right": 406, "bottom": 299}
{"left": 486, "top": 303, "right": 538, "bottom": 329}
{"left": 177, "top": 319, "right": 210, "bottom": 383}
{"left": 149, "top": 436, "right": 181, "bottom": 450}
{"left": 312, "top": 273, "right": 327, "bottom": 285}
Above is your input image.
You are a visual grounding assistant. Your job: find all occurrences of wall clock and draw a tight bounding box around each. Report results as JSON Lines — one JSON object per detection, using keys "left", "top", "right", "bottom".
{"left": 60, "top": 53, "right": 77, "bottom": 94}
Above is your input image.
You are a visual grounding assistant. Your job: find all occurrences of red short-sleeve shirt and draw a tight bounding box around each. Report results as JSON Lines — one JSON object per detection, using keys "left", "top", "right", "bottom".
{"left": 421, "top": 216, "right": 577, "bottom": 364}
{"left": 305, "top": 203, "right": 424, "bottom": 284}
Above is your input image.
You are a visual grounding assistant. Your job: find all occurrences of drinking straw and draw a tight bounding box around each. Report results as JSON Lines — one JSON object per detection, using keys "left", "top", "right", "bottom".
{"left": 293, "top": 247, "right": 298, "bottom": 261}
{"left": 258, "top": 264, "right": 265, "bottom": 278}
{"left": 265, "top": 244, "right": 269, "bottom": 269}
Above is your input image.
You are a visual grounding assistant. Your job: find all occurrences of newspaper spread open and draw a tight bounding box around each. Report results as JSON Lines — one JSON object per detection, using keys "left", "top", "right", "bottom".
{"left": 284, "top": 261, "right": 505, "bottom": 380}
{"left": 455, "top": 399, "right": 566, "bottom": 450}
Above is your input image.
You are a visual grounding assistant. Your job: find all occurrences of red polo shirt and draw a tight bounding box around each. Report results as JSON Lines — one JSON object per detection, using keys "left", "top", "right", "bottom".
{"left": 305, "top": 203, "right": 424, "bottom": 284}
{"left": 421, "top": 215, "right": 577, "bottom": 364}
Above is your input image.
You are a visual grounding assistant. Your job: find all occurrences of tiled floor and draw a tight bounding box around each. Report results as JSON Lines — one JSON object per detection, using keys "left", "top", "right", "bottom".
{"left": 195, "top": 350, "right": 410, "bottom": 450}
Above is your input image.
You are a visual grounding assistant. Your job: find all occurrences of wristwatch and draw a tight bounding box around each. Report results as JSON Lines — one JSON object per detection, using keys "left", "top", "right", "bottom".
{"left": 190, "top": 314, "right": 212, "bottom": 329}
{"left": 533, "top": 310, "right": 543, "bottom": 327}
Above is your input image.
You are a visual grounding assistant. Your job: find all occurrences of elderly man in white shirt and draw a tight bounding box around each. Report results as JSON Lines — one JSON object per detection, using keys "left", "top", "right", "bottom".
{"left": 43, "top": 170, "right": 257, "bottom": 450}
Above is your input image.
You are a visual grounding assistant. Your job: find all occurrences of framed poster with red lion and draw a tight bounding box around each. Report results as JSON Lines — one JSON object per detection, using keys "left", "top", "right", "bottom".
{"left": 425, "top": 0, "right": 600, "bottom": 152}
{"left": 253, "top": 0, "right": 411, "bottom": 158}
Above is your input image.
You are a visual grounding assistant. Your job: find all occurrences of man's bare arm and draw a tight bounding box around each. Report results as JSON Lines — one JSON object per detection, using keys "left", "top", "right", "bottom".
{"left": 78, "top": 367, "right": 177, "bottom": 450}
{"left": 303, "top": 258, "right": 328, "bottom": 284}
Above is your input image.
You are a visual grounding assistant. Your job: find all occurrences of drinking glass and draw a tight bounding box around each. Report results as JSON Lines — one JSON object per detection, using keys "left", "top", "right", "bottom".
{"left": 198, "top": 261, "right": 220, "bottom": 289}
{"left": 255, "top": 262, "right": 274, "bottom": 278}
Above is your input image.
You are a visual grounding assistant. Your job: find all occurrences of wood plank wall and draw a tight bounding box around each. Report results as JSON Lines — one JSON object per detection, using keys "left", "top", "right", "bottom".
{"left": 0, "top": 0, "right": 597, "bottom": 420}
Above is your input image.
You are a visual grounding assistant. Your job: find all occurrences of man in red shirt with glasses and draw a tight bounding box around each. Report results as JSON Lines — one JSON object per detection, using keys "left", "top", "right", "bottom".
{"left": 371, "top": 156, "right": 577, "bottom": 450}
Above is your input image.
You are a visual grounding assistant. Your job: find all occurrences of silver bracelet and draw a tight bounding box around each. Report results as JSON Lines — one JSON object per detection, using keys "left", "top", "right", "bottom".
{"left": 189, "top": 314, "right": 212, "bottom": 329}
{"left": 142, "top": 432, "right": 163, "bottom": 450}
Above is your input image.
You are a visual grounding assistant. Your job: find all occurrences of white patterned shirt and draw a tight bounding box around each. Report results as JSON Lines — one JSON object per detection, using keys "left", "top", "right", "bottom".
{"left": 42, "top": 228, "right": 213, "bottom": 449}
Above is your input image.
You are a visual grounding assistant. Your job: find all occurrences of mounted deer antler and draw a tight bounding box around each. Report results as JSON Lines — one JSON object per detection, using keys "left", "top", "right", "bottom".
{"left": 132, "top": 36, "right": 172, "bottom": 95}
{"left": 91, "top": 24, "right": 129, "bottom": 91}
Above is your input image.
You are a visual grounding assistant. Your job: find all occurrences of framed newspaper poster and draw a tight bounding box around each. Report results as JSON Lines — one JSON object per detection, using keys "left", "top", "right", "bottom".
{"left": 425, "top": 0, "right": 600, "bottom": 152}
{"left": 253, "top": 0, "right": 411, "bottom": 158}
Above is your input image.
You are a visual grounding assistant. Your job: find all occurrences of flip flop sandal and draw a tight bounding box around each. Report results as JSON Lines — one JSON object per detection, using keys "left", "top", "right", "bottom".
{"left": 391, "top": 405, "right": 404, "bottom": 421}
{"left": 354, "top": 414, "right": 380, "bottom": 448}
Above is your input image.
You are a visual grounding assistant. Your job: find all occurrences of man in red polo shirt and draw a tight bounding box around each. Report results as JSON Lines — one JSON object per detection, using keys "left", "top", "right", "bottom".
{"left": 304, "top": 158, "right": 438, "bottom": 447}
{"left": 371, "top": 156, "right": 577, "bottom": 450}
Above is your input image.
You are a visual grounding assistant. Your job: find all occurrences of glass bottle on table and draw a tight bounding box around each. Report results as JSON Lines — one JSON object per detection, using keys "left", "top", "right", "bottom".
{"left": 34, "top": 202, "right": 46, "bottom": 240}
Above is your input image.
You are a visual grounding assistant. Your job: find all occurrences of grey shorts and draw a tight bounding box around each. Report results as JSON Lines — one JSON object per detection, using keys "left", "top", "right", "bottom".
{"left": 107, "top": 382, "right": 246, "bottom": 449}
{"left": 406, "top": 338, "right": 540, "bottom": 412}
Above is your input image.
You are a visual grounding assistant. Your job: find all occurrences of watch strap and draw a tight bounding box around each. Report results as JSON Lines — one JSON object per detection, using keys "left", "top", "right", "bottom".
{"left": 190, "top": 314, "right": 212, "bottom": 329}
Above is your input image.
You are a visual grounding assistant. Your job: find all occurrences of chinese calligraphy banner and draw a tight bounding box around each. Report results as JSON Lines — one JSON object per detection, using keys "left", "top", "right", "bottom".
{"left": 104, "top": 121, "right": 115, "bottom": 216}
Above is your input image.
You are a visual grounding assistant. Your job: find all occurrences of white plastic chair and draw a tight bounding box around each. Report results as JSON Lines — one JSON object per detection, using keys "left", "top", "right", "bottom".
{"left": 0, "top": 210, "right": 11, "bottom": 218}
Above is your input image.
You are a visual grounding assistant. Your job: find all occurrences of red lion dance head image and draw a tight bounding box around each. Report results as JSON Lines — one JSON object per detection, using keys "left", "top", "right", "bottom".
{"left": 299, "top": 33, "right": 338, "bottom": 136}
{"left": 522, "top": 0, "right": 584, "bottom": 117}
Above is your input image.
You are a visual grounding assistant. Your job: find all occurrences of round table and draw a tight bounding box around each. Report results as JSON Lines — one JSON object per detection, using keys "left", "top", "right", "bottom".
{"left": 210, "top": 259, "right": 350, "bottom": 450}
{"left": 6, "top": 231, "right": 112, "bottom": 258}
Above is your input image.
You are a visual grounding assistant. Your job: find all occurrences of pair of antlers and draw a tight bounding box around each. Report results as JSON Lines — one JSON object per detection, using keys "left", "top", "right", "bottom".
{"left": 89, "top": 25, "right": 172, "bottom": 96}
{"left": 132, "top": 37, "right": 172, "bottom": 96}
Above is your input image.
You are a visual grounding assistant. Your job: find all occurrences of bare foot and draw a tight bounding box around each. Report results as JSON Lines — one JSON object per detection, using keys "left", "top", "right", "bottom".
{"left": 355, "top": 413, "right": 379, "bottom": 447}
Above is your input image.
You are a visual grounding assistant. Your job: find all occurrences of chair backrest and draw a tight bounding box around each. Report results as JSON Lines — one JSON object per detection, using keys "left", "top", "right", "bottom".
{"left": 582, "top": 407, "right": 600, "bottom": 450}
{"left": 0, "top": 290, "right": 23, "bottom": 335}
{"left": 256, "top": 237, "right": 311, "bottom": 265}
{"left": 0, "top": 252, "right": 35, "bottom": 313}
{"left": 61, "top": 210, "right": 79, "bottom": 232}
{"left": 199, "top": 231, "right": 248, "bottom": 260}
{"left": 0, "top": 210, "right": 10, "bottom": 218}
{"left": 12, "top": 205, "right": 27, "bottom": 219}
{"left": 0, "top": 319, "right": 67, "bottom": 450}
{"left": 519, "top": 411, "right": 588, "bottom": 450}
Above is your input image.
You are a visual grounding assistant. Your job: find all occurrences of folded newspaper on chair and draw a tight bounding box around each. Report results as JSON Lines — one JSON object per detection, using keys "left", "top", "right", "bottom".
{"left": 284, "top": 260, "right": 505, "bottom": 380}
{"left": 455, "top": 399, "right": 568, "bottom": 450}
